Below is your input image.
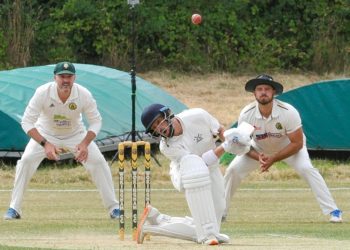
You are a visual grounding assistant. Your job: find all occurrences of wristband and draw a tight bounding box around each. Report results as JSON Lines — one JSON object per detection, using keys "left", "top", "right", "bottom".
{"left": 202, "top": 149, "right": 219, "bottom": 166}
{"left": 40, "top": 138, "right": 47, "bottom": 147}
{"left": 221, "top": 140, "right": 230, "bottom": 152}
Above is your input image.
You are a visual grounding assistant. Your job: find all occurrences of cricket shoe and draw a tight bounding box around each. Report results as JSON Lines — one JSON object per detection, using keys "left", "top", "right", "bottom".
{"left": 145, "top": 205, "right": 163, "bottom": 225}
{"left": 217, "top": 233, "right": 230, "bottom": 244}
{"left": 201, "top": 235, "right": 219, "bottom": 245}
{"left": 110, "top": 208, "right": 120, "bottom": 219}
{"left": 329, "top": 209, "right": 342, "bottom": 223}
{"left": 4, "top": 208, "right": 21, "bottom": 220}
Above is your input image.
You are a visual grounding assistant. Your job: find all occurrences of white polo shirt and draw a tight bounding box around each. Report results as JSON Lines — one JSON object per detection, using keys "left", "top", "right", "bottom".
{"left": 239, "top": 99, "right": 303, "bottom": 155}
{"left": 160, "top": 108, "right": 220, "bottom": 164}
{"left": 21, "top": 81, "right": 102, "bottom": 139}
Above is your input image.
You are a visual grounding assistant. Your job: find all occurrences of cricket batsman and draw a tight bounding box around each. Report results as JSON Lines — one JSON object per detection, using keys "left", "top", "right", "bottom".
{"left": 136, "top": 103, "right": 253, "bottom": 245}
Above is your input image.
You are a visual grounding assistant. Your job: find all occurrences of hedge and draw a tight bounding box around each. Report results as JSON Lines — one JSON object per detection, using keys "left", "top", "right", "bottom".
{"left": 0, "top": 0, "right": 349, "bottom": 73}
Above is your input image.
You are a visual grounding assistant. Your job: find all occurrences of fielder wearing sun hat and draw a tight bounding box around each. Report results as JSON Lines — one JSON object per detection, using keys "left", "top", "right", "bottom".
{"left": 54, "top": 62, "right": 76, "bottom": 75}
{"left": 245, "top": 74, "right": 283, "bottom": 94}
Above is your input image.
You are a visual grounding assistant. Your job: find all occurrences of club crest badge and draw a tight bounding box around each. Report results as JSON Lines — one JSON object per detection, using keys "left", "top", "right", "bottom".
{"left": 193, "top": 133, "right": 203, "bottom": 143}
{"left": 275, "top": 122, "right": 283, "bottom": 130}
{"left": 64, "top": 63, "right": 69, "bottom": 69}
{"left": 69, "top": 102, "right": 77, "bottom": 110}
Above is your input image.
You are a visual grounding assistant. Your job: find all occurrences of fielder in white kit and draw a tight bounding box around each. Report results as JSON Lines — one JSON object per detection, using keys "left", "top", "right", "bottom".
{"left": 223, "top": 74, "right": 342, "bottom": 223}
{"left": 4, "top": 62, "right": 120, "bottom": 220}
{"left": 137, "top": 103, "right": 253, "bottom": 245}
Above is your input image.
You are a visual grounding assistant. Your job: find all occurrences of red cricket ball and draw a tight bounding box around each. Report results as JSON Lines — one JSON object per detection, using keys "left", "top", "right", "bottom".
{"left": 191, "top": 14, "right": 202, "bottom": 25}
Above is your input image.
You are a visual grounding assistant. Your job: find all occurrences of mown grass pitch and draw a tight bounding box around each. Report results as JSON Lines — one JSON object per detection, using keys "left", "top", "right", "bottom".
{"left": 0, "top": 159, "right": 349, "bottom": 249}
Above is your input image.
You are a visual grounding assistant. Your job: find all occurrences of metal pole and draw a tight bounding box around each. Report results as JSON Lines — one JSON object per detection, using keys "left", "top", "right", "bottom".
{"left": 128, "top": 0, "right": 139, "bottom": 142}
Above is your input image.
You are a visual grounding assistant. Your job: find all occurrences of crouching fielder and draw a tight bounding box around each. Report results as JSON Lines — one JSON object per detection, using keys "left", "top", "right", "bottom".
{"left": 3, "top": 62, "right": 120, "bottom": 221}
{"left": 138, "top": 104, "right": 253, "bottom": 245}
{"left": 223, "top": 74, "right": 342, "bottom": 223}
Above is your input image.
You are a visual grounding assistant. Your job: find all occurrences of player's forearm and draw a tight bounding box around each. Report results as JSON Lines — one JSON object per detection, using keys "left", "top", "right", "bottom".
{"left": 27, "top": 128, "right": 46, "bottom": 145}
{"left": 218, "top": 125, "right": 226, "bottom": 142}
{"left": 202, "top": 125, "right": 226, "bottom": 163}
{"left": 80, "top": 131, "right": 97, "bottom": 146}
{"left": 273, "top": 142, "right": 302, "bottom": 162}
{"left": 214, "top": 145, "right": 225, "bottom": 158}
{"left": 247, "top": 148, "right": 259, "bottom": 161}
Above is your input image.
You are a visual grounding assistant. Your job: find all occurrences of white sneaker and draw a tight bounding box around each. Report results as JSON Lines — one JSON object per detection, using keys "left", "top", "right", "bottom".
{"left": 217, "top": 233, "right": 230, "bottom": 244}
{"left": 146, "top": 206, "right": 161, "bottom": 225}
{"left": 202, "top": 235, "right": 219, "bottom": 245}
{"left": 329, "top": 209, "right": 342, "bottom": 223}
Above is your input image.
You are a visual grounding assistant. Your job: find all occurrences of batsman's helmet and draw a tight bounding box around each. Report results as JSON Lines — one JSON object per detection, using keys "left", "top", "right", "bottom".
{"left": 141, "top": 103, "right": 172, "bottom": 134}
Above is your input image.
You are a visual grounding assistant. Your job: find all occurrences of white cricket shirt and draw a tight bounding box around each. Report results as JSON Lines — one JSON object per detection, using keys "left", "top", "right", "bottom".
{"left": 239, "top": 99, "right": 303, "bottom": 155}
{"left": 160, "top": 108, "right": 221, "bottom": 164}
{"left": 21, "top": 81, "right": 102, "bottom": 139}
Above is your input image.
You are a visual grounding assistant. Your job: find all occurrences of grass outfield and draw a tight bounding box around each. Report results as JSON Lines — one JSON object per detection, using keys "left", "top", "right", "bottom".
{"left": 0, "top": 187, "right": 348, "bottom": 249}
{"left": 0, "top": 156, "right": 349, "bottom": 249}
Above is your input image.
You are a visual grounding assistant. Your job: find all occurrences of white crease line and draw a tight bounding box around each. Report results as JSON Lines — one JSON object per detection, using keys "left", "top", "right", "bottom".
{"left": 267, "top": 233, "right": 303, "bottom": 239}
{"left": 0, "top": 187, "right": 349, "bottom": 192}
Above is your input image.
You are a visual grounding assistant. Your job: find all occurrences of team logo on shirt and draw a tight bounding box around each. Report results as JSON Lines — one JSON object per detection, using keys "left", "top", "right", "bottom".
{"left": 49, "top": 103, "right": 55, "bottom": 108}
{"left": 256, "top": 132, "right": 283, "bottom": 140}
{"left": 68, "top": 102, "right": 77, "bottom": 110}
{"left": 275, "top": 122, "right": 283, "bottom": 130}
{"left": 194, "top": 133, "right": 203, "bottom": 143}
{"left": 53, "top": 114, "right": 71, "bottom": 129}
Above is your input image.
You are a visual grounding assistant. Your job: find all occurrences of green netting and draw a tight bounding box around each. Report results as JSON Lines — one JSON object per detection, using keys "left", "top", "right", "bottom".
{"left": 0, "top": 64, "right": 187, "bottom": 151}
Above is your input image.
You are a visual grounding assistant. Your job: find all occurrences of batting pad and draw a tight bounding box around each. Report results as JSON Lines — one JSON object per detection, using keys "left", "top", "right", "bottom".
{"left": 180, "top": 154, "right": 219, "bottom": 242}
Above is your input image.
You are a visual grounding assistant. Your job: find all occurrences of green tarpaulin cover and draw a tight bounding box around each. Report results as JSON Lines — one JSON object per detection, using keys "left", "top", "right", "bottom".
{"left": 277, "top": 79, "right": 350, "bottom": 150}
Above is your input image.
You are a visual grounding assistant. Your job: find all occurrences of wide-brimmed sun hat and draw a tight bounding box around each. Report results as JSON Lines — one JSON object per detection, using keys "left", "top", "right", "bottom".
{"left": 245, "top": 74, "right": 283, "bottom": 94}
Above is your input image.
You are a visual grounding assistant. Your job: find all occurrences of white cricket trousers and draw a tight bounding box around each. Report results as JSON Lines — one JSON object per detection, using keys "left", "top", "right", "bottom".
{"left": 224, "top": 146, "right": 338, "bottom": 217}
{"left": 144, "top": 162, "right": 226, "bottom": 242}
{"left": 9, "top": 132, "right": 119, "bottom": 215}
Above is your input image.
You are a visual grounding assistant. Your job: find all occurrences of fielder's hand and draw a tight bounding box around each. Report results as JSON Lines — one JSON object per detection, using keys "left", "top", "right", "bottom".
{"left": 75, "top": 142, "right": 89, "bottom": 163}
{"left": 259, "top": 153, "right": 274, "bottom": 172}
{"left": 44, "top": 141, "right": 60, "bottom": 161}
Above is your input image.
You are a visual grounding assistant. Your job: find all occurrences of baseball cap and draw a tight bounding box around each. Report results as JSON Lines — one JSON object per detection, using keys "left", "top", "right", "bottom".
{"left": 245, "top": 74, "right": 283, "bottom": 94}
{"left": 54, "top": 62, "right": 76, "bottom": 75}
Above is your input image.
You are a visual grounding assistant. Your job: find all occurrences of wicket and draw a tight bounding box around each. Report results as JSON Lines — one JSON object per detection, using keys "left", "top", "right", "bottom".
{"left": 117, "top": 141, "right": 151, "bottom": 240}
